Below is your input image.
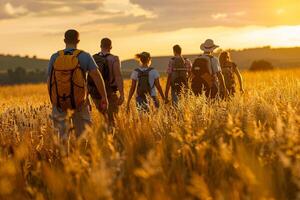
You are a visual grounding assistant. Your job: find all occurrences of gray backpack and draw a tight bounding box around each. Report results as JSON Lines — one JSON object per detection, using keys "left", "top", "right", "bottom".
{"left": 135, "top": 68, "right": 154, "bottom": 98}
{"left": 171, "top": 57, "right": 188, "bottom": 94}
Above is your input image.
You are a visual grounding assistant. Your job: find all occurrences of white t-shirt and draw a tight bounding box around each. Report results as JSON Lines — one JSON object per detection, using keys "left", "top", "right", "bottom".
{"left": 130, "top": 67, "right": 160, "bottom": 96}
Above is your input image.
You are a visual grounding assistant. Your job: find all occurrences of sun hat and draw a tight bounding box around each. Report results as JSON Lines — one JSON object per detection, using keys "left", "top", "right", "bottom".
{"left": 200, "top": 39, "right": 219, "bottom": 52}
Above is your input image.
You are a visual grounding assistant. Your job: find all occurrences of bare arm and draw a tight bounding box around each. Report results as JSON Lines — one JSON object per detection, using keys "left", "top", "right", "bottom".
{"left": 217, "top": 72, "right": 228, "bottom": 97}
{"left": 155, "top": 78, "right": 165, "bottom": 100}
{"left": 47, "top": 77, "right": 50, "bottom": 94}
{"left": 233, "top": 67, "right": 244, "bottom": 92}
{"left": 112, "top": 57, "right": 124, "bottom": 97}
{"left": 89, "top": 69, "right": 108, "bottom": 103}
{"left": 165, "top": 74, "right": 172, "bottom": 100}
{"left": 126, "top": 80, "right": 137, "bottom": 109}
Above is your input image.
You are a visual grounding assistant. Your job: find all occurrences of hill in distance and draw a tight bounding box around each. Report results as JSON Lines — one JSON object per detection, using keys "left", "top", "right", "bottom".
{"left": 122, "top": 46, "right": 300, "bottom": 74}
{"left": 1, "top": 46, "right": 300, "bottom": 75}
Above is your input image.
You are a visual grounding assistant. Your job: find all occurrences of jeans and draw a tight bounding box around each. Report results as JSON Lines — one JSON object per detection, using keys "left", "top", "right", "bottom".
{"left": 136, "top": 96, "right": 159, "bottom": 112}
{"left": 171, "top": 89, "right": 179, "bottom": 105}
{"left": 51, "top": 104, "right": 92, "bottom": 139}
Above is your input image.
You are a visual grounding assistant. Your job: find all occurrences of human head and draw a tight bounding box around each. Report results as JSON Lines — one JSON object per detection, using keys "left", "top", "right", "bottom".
{"left": 101, "top": 38, "right": 112, "bottom": 51}
{"left": 64, "top": 29, "right": 80, "bottom": 45}
{"left": 173, "top": 45, "right": 182, "bottom": 56}
{"left": 200, "top": 39, "right": 219, "bottom": 54}
{"left": 219, "top": 51, "right": 231, "bottom": 67}
{"left": 136, "top": 52, "right": 151, "bottom": 67}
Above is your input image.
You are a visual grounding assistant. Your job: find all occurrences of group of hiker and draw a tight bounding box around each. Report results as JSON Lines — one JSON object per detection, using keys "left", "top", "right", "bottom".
{"left": 47, "top": 29, "right": 244, "bottom": 138}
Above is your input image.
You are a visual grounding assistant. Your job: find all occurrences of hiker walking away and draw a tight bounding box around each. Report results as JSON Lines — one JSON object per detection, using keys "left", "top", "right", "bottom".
{"left": 126, "top": 52, "right": 165, "bottom": 112}
{"left": 219, "top": 51, "right": 244, "bottom": 97}
{"left": 47, "top": 29, "right": 108, "bottom": 139}
{"left": 165, "top": 45, "right": 192, "bottom": 105}
{"left": 191, "top": 39, "right": 228, "bottom": 99}
{"left": 88, "top": 38, "right": 124, "bottom": 125}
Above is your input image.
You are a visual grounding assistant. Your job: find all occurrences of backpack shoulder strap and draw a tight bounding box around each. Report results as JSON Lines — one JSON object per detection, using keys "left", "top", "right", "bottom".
{"left": 146, "top": 67, "right": 154, "bottom": 72}
{"left": 207, "top": 56, "right": 216, "bottom": 74}
{"left": 58, "top": 50, "right": 65, "bottom": 56}
{"left": 135, "top": 68, "right": 142, "bottom": 73}
{"left": 103, "top": 53, "right": 111, "bottom": 58}
{"left": 73, "top": 49, "right": 82, "bottom": 57}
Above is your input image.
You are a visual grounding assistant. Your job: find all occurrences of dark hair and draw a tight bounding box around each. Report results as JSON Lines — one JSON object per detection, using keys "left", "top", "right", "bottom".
{"left": 173, "top": 45, "right": 182, "bottom": 54}
{"left": 64, "top": 29, "right": 79, "bottom": 44}
{"left": 101, "top": 38, "right": 112, "bottom": 49}
{"left": 135, "top": 52, "right": 151, "bottom": 65}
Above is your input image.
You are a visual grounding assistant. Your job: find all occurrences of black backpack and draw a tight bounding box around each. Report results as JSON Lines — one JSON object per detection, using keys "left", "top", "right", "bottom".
{"left": 88, "top": 53, "right": 116, "bottom": 99}
{"left": 135, "top": 68, "right": 154, "bottom": 99}
{"left": 171, "top": 57, "right": 188, "bottom": 94}
{"left": 191, "top": 55, "right": 218, "bottom": 97}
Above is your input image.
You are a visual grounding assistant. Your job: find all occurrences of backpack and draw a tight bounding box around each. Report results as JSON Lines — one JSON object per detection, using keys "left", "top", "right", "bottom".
{"left": 171, "top": 57, "right": 188, "bottom": 94}
{"left": 191, "top": 55, "right": 217, "bottom": 97}
{"left": 135, "top": 68, "right": 154, "bottom": 99}
{"left": 221, "top": 62, "right": 236, "bottom": 92}
{"left": 87, "top": 53, "right": 117, "bottom": 99}
{"left": 48, "top": 50, "right": 87, "bottom": 111}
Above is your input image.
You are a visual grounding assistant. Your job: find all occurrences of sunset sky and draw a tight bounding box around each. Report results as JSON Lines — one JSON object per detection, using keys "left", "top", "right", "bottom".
{"left": 0, "top": 0, "right": 300, "bottom": 60}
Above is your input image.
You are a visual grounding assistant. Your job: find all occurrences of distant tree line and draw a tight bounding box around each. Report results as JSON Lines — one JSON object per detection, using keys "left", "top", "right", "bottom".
{"left": 249, "top": 60, "right": 274, "bottom": 71}
{"left": 0, "top": 54, "right": 38, "bottom": 59}
{"left": 0, "top": 67, "right": 46, "bottom": 85}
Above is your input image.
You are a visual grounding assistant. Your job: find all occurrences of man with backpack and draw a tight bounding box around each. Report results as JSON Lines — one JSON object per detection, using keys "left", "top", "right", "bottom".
{"left": 88, "top": 38, "right": 124, "bottom": 125}
{"left": 47, "top": 29, "right": 108, "bottom": 139}
{"left": 191, "top": 39, "right": 228, "bottom": 99}
{"left": 165, "top": 45, "right": 192, "bottom": 105}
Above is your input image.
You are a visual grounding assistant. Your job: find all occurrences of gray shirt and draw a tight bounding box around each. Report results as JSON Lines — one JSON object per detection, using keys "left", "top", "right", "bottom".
{"left": 197, "top": 54, "right": 221, "bottom": 74}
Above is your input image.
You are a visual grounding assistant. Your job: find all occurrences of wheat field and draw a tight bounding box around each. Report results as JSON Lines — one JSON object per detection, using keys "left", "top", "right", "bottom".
{"left": 0, "top": 69, "right": 299, "bottom": 200}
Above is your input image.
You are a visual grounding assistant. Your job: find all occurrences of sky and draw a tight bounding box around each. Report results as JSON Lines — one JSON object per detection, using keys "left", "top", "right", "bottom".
{"left": 0, "top": 0, "right": 300, "bottom": 60}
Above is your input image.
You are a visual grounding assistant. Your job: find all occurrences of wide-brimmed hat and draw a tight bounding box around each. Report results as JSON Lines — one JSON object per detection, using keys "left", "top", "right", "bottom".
{"left": 200, "top": 39, "right": 219, "bottom": 52}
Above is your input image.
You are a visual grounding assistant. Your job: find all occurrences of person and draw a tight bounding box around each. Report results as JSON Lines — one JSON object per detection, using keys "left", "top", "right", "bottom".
{"left": 165, "top": 45, "right": 192, "bottom": 105}
{"left": 47, "top": 29, "right": 108, "bottom": 139}
{"left": 126, "top": 52, "right": 165, "bottom": 112}
{"left": 191, "top": 39, "right": 228, "bottom": 99}
{"left": 219, "top": 51, "right": 245, "bottom": 96}
{"left": 88, "top": 38, "right": 124, "bottom": 126}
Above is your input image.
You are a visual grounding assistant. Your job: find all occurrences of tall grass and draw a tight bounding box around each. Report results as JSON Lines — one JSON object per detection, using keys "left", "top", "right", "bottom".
{"left": 0, "top": 69, "right": 299, "bottom": 200}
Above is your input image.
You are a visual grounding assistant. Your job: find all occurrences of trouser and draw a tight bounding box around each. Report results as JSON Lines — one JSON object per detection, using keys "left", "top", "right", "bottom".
{"left": 92, "top": 93, "right": 119, "bottom": 125}
{"left": 171, "top": 89, "right": 179, "bottom": 105}
{"left": 136, "top": 96, "right": 159, "bottom": 112}
{"left": 192, "top": 82, "right": 219, "bottom": 99}
{"left": 220, "top": 86, "right": 236, "bottom": 99}
{"left": 51, "top": 104, "right": 92, "bottom": 139}
{"left": 171, "top": 80, "right": 188, "bottom": 105}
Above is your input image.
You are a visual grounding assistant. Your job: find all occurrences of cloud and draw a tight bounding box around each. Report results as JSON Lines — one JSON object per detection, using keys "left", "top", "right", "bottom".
{"left": 4, "top": 2, "right": 28, "bottom": 16}
{"left": 84, "top": 14, "right": 150, "bottom": 26}
{"left": 212, "top": 13, "right": 228, "bottom": 20}
{"left": 0, "top": 0, "right": 104, "bottom": 19}
{"left": 129, "top": 0, "right": 300, "bottom": 31}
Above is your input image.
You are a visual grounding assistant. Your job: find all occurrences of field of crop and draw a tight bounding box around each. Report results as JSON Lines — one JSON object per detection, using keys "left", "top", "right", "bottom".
{"left": 0, "top": 68, "right": 300, "bottom": 200}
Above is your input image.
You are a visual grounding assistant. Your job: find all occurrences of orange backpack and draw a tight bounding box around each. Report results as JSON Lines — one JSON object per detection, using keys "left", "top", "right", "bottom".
{"left": 48, "top": 50, "right": 87, "bottom": 111}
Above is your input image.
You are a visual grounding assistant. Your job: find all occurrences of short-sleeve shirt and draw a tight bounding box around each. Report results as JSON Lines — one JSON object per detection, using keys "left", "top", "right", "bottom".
{"left": 167, "top": 56, "right": 192, "bottom": 74}
{"left": 130, "top": 67, "right": 160, "bottom": 96}
{"left": 197, "top": 54, "right": 221, "bottom": 75}
{"left": 47, "top": 48, "right": 98, "bottom": 76}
